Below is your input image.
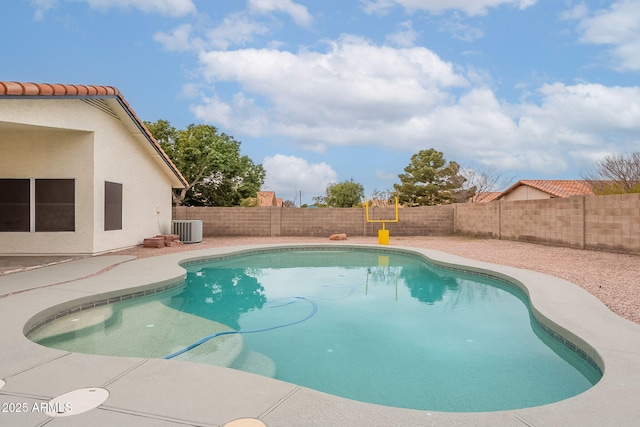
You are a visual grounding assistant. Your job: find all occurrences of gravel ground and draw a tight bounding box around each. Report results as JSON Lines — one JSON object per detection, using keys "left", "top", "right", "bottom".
{"left": 107, "top": 235, "right": 640, "bottom": 325}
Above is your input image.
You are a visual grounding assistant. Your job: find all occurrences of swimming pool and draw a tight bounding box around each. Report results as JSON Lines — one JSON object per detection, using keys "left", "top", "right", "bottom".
{"left": 28, "top": 247, "right": 601, "bottom": 412}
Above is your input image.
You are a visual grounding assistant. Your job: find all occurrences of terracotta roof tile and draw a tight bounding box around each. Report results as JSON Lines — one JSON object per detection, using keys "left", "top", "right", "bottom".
{"left": 65, "top": 85, "right": 79, "bottom": 95}
{"left": 1, "top": 82, "right": 25, "bottom": 95}
{"left": 0, "top": 81, "right": 187, "bottom": 188}
{"left": 471, "top": 191, "right": 501, "bottom": 203}
{"left": 23, "top": 83, "right": 42, "bottom": 96}
{"left": 499, "top": 180, "right": 594, "bottom": 199}
{"left": 40, "top": 84, "right": 55, "bottom": 95}
{"left": 0, "top": 81, "right": 122, "bottom": 97}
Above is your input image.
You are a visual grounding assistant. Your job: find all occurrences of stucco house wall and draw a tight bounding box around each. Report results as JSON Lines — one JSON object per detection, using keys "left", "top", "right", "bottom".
{"left": 0, "top": 84, "right": 186, "bottom": 255}
{"left": 499, "top": 185, "right": 551, "bottom": 201}
{"left": 1, "top": 120, "right": 95, "bottom": 254}
{"left": 89, "top": 101, "right": 175, "bottom": 254}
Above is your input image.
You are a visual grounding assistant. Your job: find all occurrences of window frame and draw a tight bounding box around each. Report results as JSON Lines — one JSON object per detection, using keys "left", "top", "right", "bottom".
{"left": 0, "top": 179, "right": 30, "bottom": 232}
{"left": 104, "top": 181, "right": 123, "bottom": 231}
{"left": 0, "top": 178, "right": 76, "bottom": 233}
{"left": 35, "top": 179, "right": 76, "bottom": 232}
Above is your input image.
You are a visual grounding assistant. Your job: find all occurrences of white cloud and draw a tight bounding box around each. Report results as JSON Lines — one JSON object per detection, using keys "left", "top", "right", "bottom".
{"left": 248, "top": 0, "right": 313, "bottom": 27}
{"left": 206, "top": 13, "right": 270, "bottom": 50}
{"left": 386, "top": 20, "right": 419, "bottom": 47}
{"left": 189, "top": 34, "right": 640, "bottom": 177}
{"left": 32, "top": 0, "right": 196, "bottom": 18}
{"left": 360, "top": 0, "right": 537, "bottom": 16}
{"left": 85, "top": 0, "right": 196, "bottom": 16}
{"left": 154, "top": 24, "right": 202, "bottom": 51}
{"left": 560, "top": 3, "right": 588, "bottom": 21}
{"left": 439, "top": 13, "right": 484, "bottom": 41}
{"left": 155, "top": 13, "right": 270, "bottom": 52}
{"left": 262, "top": 154, "right": 338, "bottom": 202}
{"left": 570, "top": 0, "right": 640, "bottom": 71}
{"left": 442, "top": 83, "right": 640, "bottom": 173}
{"left": 359, "top": 0, "right": 395, "bottom": 16}
{"left": 520, "top": 82, "right": 640, "bottom": 142}
{"left": 32, "top": 0, "right": 57, "bottom": 21}
{"left": 193, "top": 35, "right": 467, "bottom": 144}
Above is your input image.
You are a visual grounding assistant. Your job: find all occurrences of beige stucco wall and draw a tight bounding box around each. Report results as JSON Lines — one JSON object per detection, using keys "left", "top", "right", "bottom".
{"left": 499, "top": 185, "right": 552, "bottom": 201}
{"left": 0, "top": 125, "right": 95, "bottom": 254}
{"left": 91, "top": 109, "right": 174, "bottom": 253}
{"left": 0, "top": 98, "right": 174, "bottom": 255}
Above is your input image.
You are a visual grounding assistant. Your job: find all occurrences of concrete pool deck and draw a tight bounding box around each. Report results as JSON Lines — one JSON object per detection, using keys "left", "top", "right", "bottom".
{"left": 1, "top": 243, "right": 639, "bottom": 426}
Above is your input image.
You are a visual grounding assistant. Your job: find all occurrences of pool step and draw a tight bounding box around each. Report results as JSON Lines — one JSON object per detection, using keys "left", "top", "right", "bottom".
{"left": 28, "top": 296, "right": 274, "bottom": 375}
{"left": 171, "top": 333, "right": 244, "bottom": 367}
{"left": 28, "top": 305, "right": 114, "bottom": 342}
{"left": 29, "top": 298, "right": 243, "bottom": 366}
{"left": 232, "top": 349, "right": 276, "bottom": 378}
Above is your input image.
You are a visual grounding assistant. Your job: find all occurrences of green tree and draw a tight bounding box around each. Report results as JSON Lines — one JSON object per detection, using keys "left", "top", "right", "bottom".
{"left": 393, "top": 149, "right": 467, "bottom": 206}
{"left": 145, "top": 120, "right": 265, "bottom": 206}
{"left": 324, "top": 179, "right": 365, "bottom": 207}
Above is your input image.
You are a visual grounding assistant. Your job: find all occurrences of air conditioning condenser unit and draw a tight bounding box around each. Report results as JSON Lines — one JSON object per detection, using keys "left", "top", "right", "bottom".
{"left": 171, "top": 220, "right": 203, "bottom": 243}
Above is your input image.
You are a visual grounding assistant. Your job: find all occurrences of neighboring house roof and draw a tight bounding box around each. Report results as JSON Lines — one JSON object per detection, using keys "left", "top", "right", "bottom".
{"left": 0, "top": 81, "right": 188, "bottom": 188}
{"left": 470, "top": 191, "right": 501, "bottom": 203}
{"left": 258, "top": 191, "right": 277, "bottom": 207}
{"left": 497, "top": 180, "right": 595, "bottom": 200}
{"left": 469, "top": 191, "right": 502, "bottom": 203}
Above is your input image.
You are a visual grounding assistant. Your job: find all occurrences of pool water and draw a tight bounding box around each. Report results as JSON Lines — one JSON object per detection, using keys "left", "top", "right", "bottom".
{"left": 29, "top": 249, "right": 601, "bottom": 412}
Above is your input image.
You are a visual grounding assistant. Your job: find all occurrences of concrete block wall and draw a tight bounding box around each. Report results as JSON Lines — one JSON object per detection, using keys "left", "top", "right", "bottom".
{"left": 172, "top": 207, "right": 272, "bottom": 236}
{"left": 453, "top": 193, "right": 640, "bottom": 253}
{"left": 500, "top": 197, "right": 586, "bottom": 248}
{"left": 378, "top": 205, "right": 454, "bottom": 236}
{"left": 173, "top": 205, "right": 454, "bottom": 238}
{"left": 280, "top": 208, "right": 364, "bottom": 237}
{"left": 173, "top": 193, "right": 640, "bottom": 254}
{"left": 585, "top": 193, "right": 640, "bottom": 252}
{"left": 454, "top": 202, "right": 500, "bottom": 238}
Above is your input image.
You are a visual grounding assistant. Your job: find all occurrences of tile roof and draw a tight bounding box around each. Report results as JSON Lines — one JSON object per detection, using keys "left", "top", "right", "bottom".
{"left": 0, "top": 81, "right": 188, "bottom": 188}
{"left": 498, "top": 180, "right": 595, "bottom": 199}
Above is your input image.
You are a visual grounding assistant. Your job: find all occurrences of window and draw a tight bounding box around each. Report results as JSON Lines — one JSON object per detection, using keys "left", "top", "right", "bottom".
{"left": 35, "top": 179, "right": 75, "bottom": 232}
{"left": 0, "top": 179, "right": 30, "bottom": 232}
{"left": 0, "top": 178, "right": 75, "bottom": 232}
{"left": 104, "top": 181, "right": 123, "bottom": 231}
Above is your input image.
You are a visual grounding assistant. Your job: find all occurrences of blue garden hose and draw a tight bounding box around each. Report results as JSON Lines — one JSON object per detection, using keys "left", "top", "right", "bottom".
{"left": 163, "top": 296, "right": 318, "bottom": 359}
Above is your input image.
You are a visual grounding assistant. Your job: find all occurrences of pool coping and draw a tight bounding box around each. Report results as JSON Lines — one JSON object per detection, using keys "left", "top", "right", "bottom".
{"left": 1, "top": 243, "right": 639, "bottom": 426}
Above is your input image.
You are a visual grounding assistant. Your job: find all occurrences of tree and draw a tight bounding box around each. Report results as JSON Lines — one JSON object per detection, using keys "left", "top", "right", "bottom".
{"left": 458, "top": 164, "right": 514, "bottom": 203}
{"left": 323, "top": 179, "right": 365, "bottom": 207}
{"left": 583, "top": 152, "right": 640, "bottom": 194}
{"left": 393, "top": 148, "right": 467, "bottom": 206}
{"left": 368, "top": 188, "right": 397, "bottom": 206}
{"left": 146, "top": 120, "right": 265, "bottom": 206}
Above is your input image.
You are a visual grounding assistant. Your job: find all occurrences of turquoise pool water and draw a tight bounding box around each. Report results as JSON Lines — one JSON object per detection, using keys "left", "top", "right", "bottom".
{"left": 30, "top": 249, "right": 601, "bottom": 412}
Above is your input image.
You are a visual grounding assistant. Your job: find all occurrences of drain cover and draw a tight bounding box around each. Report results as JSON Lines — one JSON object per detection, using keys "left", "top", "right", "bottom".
{"left": 46, "top": 387, "right": 109, "bottom": 417}
{"left": 224, "top": 418, "right": 266, "bottom": 427}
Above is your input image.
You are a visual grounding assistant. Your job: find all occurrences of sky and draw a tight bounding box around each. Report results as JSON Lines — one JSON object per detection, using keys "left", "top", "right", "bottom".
{"left": 3, "top": 1, "right": 640, "bottom": 204}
